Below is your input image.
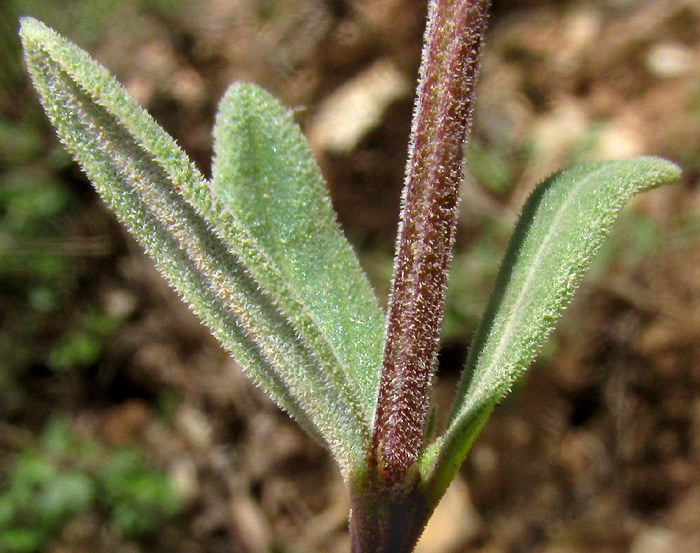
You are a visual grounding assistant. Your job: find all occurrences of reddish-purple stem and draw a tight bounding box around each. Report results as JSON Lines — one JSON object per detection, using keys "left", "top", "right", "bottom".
{"left": 372, "top": 0, "right": 490, "bottom": 486}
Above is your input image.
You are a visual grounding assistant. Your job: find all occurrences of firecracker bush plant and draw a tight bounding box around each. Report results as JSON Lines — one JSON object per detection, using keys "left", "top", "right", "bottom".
{"left": 19, "top": 1, "right": 680, "bottom": 551}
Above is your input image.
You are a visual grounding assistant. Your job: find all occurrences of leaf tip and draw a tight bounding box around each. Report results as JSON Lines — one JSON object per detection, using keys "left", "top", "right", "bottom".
{"left": 19, "top": 17, "right": 60, "bottom": 67}
{"left": 18, "top": 16, "right": 46, "bottom": 46}
{"left": 631, "top": 155, "right": 682, "bottom": 190}
{"left": 215, "top": 81, "right": 279, "bottom": 133}
{"left": 221, "top": 80, "right": 257, "bottom": 101}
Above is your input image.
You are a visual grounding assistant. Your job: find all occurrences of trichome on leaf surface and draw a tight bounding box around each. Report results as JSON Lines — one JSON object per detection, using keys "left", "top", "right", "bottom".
{"left": 19, "top": 0, "right": 681, "bottom": 551}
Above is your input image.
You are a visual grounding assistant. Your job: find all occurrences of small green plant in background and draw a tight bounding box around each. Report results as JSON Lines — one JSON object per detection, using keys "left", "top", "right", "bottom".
{"left": 0, "top": 419, "right": 180, "bottom": 553}
{"left": 47, "top": 309, "right": 126, "bottom": 372}
{"left": 0, "top": 450, "right": 94, "bottom": 553}
{"left": 99, "top": 447, "right": 180, "bottom": 539}
{"left": 18, "top": 0, "right": 681, "bottom": 551}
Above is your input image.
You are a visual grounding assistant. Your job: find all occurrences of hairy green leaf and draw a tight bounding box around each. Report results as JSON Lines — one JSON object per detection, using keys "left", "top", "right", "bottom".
{"left": 212, "top": 83, "right": 385, "bottom": 423}
{"left": 19, "top": 16, "right": 373, "bottom": 475}
{"left": 423, "top": 157, "right": 680, "bottom": 502}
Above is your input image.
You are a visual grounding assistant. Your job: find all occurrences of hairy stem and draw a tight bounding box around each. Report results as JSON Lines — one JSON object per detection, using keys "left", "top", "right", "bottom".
{"left": 372, "top": 0, "right": 490, "bottom": 486}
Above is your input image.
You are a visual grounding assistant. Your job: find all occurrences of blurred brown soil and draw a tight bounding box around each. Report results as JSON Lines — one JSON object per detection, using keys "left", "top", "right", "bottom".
{"left": 4, "top": 0, "right": 700, "bottom": 552}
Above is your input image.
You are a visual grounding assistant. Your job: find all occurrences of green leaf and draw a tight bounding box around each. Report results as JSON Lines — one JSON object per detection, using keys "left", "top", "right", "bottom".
{"left": 423, "top": 157, "right": 680, "bottom": 502}
{"left": 19, "top": 16, "right": 372, "bottom": 475}
{"left": 212, "top": 82, "right": 385, "bottom": 423}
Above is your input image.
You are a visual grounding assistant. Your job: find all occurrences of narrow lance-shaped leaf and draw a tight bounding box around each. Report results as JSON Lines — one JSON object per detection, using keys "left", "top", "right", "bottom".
{"left": 212, "top": 83, "right": 386, "bottom": 423}
{"left": 19, "top": 17, "right": 371, "bottom": 474}
{"left": 423, "top": 157, "right": 681, "bottom": 503}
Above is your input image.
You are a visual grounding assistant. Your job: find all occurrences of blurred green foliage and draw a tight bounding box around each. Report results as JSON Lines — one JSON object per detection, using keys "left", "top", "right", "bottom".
{"left": 100, "top": 448, "right": 181, "bottom": 538}
{"left": 0, "top": 419, "right": 181, "bottom": 552}
{"left": 47, "top": 310, "right": 126, "bottom": 372}
{"left": 464, "top": 141, "right": 520, "bottom": 195}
